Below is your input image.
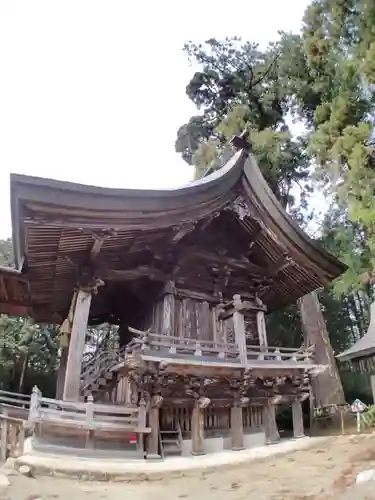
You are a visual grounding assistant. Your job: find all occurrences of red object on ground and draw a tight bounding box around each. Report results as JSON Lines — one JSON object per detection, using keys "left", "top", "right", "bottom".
{"left": 127, "top": 432, "right": 137, "bottom": 444}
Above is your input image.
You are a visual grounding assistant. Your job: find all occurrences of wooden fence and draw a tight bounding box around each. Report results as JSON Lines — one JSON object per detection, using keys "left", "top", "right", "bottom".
{"left": 0, "top": 386, "right": 150, "bottom": 460}
{"left": 29, "top": 387, "right": 149, "bottom": 432}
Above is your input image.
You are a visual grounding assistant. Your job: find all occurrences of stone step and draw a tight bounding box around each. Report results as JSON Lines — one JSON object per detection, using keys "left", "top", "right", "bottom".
{"left": 30, "top": 439, "right": 145, "bottom": 460}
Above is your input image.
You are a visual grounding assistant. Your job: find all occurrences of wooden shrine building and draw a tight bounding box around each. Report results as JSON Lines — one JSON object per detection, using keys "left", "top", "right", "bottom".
{"left": 337, "top": 300, "right": 375, "bottom": 403}
{"left": 5, "top": 134, "right": 347, "bottom": 458}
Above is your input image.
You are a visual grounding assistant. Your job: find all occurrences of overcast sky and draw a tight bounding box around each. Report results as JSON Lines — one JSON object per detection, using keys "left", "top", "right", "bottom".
{"left": 0, "top": 0, "right": 309, "bottom": 239}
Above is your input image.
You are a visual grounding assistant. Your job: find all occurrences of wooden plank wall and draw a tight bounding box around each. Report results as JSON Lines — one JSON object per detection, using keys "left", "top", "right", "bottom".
{"left": 148, "top": 297, "right": 239, "bottom": 343}
{"left": 160, "top": 406, "right": 263, "bottom": 433}
{"left": 115, "top": 375, "right": 132, "bottom": 404}
{"left": 144, "top": 294, "right": 261, "bottom": 346}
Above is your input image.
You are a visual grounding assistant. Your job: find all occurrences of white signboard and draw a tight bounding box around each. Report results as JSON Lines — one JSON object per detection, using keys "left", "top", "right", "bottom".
{"left": 351, "top": 399, "right": 368, "bottom": 432}
{"left": 351, "top": 399, "right": 367, "bottom": 412}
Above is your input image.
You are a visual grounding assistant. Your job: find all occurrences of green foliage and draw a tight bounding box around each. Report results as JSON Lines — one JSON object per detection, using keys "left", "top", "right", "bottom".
{"left": 341, "top": 371, "right": 373, "bottom": 405}
{"left": 266, "top": 304, "right": 303, "bottom": 349}
{"left": 177, "top": 1, "right": 375, "bottom": 295}
{"left": 360, "top": 404, "right": 375, "bottom": 429}
{"left": 0, "top": 237, "right": 59, "bottom": 395}
{"left": 0, "top": 238, "right": 14, "bottom": 268}
{"left": 0, "top": 314, "right": 59, "bottom": 394}
{"left": 175, "top": 36, "right": 313, "bottom": 209}
{"left": 175, "top": 6, "right": 375, "bottom": 376}
{"left": 298, "top": 0, "right": 375, "bottom": 290}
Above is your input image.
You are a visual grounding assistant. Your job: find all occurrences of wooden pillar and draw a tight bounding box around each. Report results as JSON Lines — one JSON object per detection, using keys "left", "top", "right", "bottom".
{"left": 230, "top": 404, "right": 244, "bottom": 451}
{"left": 256, "top": 310, "right": 268, "bottom": 348}
{"left": 371, "top": 375, "right": 375, "bottom": 404}
{"left": 115, "top": 377, "right": 124, "bottom": 403}
{"left": 161, "top": 281, "right": 175, "bottom": 336}
{"left": 292, "top": 398, "right": 305, "bottom": 439}
{"left": 147, "top": 395, "right": 163, "bottom": 459}
{"left": 233, "top": 295, "right": 247, "bottom": 365}
{"left": 62, "top": 289, "right": 92, "bottom": 401}
{"left": 55, "top": 347, "right": 68, "bottom": 399}
{"left": 191, "top": 397, "right": 209, "bottom": 455}
{"left": 263, "top": 402, "right": 280, "bottom": 445}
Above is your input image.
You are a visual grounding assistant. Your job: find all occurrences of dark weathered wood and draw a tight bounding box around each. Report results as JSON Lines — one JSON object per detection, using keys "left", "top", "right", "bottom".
{"left": 263, "top": 403, "right": 280, "bottom": 445}
{"left": 233, "top": 295, "right": 247, "bottom": 365}
{"left": 292, "top": 398, "right": 305, "bottom": 439}
{"left": 184, "top": 299, "right": 194, "bottom": 339}
{"left": 257, "top": 310, "right": 268, "bottom": 348}
{"left": 147, "top": 396, "right": 163, "bottom": 458}
{"left": 196, "top": 301, "right": 211, "bottom": 341}
{"left": 161, "top": 281, "right": 175, "bottom": 337}
{"left": 371, "top": 375, "right": 375, "bottom": 404}
{"left": 230, "top": 405, "right": 244, "bottom": 450}
{"left": 191, "top": 398, "right": 209, "bottom": 455}
{"left": 90, "top": 237, "right": 103, "bottom": 262}
{"left": 63, "top": 289, "right": 92, "bottom": 401}
{"left": 299, "top": 292, "right": 345, "bottom": 406}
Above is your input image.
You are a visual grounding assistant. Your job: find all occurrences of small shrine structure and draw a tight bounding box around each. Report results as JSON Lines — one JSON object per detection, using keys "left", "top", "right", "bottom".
{"left": 337, "top": 300, "right": 375, "bottom": 403}
{"left": 2, "top": 133, "right": 347, "bottom": 458}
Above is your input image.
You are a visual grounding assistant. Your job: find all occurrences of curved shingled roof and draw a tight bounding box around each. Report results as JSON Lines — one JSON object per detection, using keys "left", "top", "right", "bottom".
{"left": 9, "top": 145, "right": 347, "bottom": 321}
{"left": 337, "top": 301, "right": 375, "bottom": 362}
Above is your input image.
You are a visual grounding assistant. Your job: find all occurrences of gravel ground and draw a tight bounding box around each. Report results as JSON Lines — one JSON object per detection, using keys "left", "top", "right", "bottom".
{"left": 4, "top": 433, "right": 375, "bottom": 499}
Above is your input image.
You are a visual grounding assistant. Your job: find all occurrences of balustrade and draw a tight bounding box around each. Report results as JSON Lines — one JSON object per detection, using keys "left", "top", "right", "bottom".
{"left": 124, "top": 327, "right": 315, "bottom": 366}
{"left": 28, "top": 386, "right": 149, "bottom": 434}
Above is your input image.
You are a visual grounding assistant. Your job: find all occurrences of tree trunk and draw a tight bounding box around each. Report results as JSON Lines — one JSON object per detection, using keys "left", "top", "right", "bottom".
{"left": 299, "top": 291, "right": 345, "bottom": 407}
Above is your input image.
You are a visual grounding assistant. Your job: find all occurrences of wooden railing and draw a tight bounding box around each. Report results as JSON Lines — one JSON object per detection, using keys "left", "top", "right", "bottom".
{"left": 246, "top": 344, "right": 314, "bottom": 363}
{"left": 144, "top": 333, "right": 239, "bottom": 360}
{"left": 80, "top": 346, "right": 127, "bottom": 392}
{"left": 126, "top": 329, "right": 315, "bottom": 365}
{"left": 29, "top": 387, "right": 150, "bottom": 434}
{"left": 0, "top": 412, "right": 25, "bottom": 460}
{"left": 0, "top": 389, "right": 30, "bottom": 409}
{"left": 0, "top": 391, "right": 30, "bottom": 460}
{"left": 0, "top": 385, "right": 151, "bottom": 458}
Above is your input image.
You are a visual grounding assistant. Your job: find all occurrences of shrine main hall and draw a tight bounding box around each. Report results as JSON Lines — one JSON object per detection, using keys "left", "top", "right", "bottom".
{"left": 0, "top": 134, "right": 346, "bottom": 458}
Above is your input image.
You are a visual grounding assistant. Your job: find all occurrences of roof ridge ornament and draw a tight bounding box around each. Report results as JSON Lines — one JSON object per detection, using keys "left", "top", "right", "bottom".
{"left": 230, "top": 129, "right": 252, "bottom": 152}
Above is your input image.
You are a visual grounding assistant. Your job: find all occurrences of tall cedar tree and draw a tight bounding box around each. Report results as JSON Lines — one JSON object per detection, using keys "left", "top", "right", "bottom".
{"left": 175, "top": 35, "right": 346, "bottom": 404}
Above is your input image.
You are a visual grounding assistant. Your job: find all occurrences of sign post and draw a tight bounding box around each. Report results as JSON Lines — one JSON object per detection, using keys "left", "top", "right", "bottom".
{"left": 351, "top": 399, "right": 367, "bottom": 433}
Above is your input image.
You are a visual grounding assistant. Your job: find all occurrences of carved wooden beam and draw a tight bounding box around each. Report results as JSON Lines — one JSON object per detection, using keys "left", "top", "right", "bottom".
{"left": 271, "top": 394, "right": 287, "bottom": 405}
{"left": 90, "top": 238, "right": 104, "bottom": 263}
{"left": 228, "top": 195, "right": 252, "bottom": 220}
{"left": 172, "top": 222, "right": 196, "bottom": 243}
{"left": 298, "top": 392, "right": 310, "bottom": 402}
{"left": 197, "top": 396, "right": 211, "bottom": 409}
{"left": 248, "top": 225, "right": 263, "bottom": 256}
{"left": 191, "top": 249, "right": 267, "bottom": 276}
{"left": 150, "top": 394, "right": 163, "bottom": 408}
{"left": 263, "top": 254, "right": 294, "bottom": 281}
{"left": 106, "top": 266, "right": 166, "bottom": 282}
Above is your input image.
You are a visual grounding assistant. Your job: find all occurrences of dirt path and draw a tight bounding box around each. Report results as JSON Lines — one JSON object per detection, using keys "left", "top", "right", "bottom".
{"left": 5, "top": 434, "right": 375, "bottom": 500}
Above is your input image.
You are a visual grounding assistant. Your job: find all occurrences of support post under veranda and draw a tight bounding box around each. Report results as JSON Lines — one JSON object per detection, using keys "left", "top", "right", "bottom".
{"left": 263, "top": 400, "right": 280, "bottom": 445}
{"left": 146, "top": 395, "right": 163, "bottom": 460}
{"left": 191, "top": 397, "right": 210, "bottom": 455}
